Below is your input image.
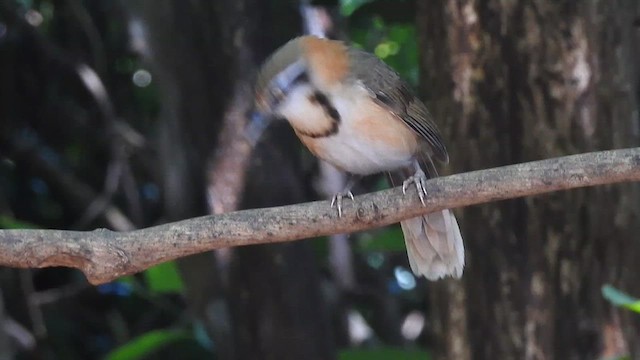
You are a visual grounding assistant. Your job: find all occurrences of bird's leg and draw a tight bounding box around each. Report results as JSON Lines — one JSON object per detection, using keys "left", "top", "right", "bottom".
{"left": 402, "top": 161, "right": 428, "bottom": 206}
{"left": 330, "top": 174, "right": 360, "bottom": 218}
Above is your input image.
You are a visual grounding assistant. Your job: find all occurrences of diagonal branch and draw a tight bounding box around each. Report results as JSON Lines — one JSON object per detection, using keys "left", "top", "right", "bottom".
{"left": 0, "top": 148, "right": 638, "bottom": 285}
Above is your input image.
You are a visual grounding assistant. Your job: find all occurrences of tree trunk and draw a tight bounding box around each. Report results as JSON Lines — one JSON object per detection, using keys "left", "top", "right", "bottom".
{"left": 123, "top": 1, "right": 334, "bottom": 359}
{"left": 417, "top": 1, "right": 640, "bottom": 359}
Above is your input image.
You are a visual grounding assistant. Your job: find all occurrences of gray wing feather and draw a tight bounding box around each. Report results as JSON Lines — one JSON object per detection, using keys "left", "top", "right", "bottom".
{"left": 347, "top": 48, "right": 448, "bottom": 163}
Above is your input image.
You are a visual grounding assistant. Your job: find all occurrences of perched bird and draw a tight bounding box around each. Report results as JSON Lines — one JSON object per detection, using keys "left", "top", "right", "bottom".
{"left": 253, "top": 36, "right": 464, "bottom": 280}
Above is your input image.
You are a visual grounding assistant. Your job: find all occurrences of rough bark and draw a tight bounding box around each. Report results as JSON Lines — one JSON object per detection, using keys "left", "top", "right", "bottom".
{"left": 0, "top": 149, "right": 637, "bottom": 285}
{"left": 123, "top": 1, "right": 334, "bottom": 358}
{"left": 418, "top": 1, "right": 640, "bottom": 359}
{"left": 123, "top": 2, "right": 235, "bottom": 357}
{"left": 212, "top": 1, "right": 336, "bottom": 358}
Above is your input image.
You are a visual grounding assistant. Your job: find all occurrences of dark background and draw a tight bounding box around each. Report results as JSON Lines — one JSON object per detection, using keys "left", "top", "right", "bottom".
{"left": 0, "top": 0, "right": 639, "bottom": 359}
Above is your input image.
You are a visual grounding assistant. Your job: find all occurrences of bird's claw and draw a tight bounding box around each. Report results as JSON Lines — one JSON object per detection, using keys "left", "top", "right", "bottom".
{"left": 402, "top": 169, "right": 428, "bottom": 206}
{"left": 331, "top": 191, "right": 354, "bottom": 218}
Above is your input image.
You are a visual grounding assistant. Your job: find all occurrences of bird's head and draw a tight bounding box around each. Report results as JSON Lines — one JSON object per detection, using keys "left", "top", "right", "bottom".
{"left": 254, "top": 37, "right": 310, "bottom": 115}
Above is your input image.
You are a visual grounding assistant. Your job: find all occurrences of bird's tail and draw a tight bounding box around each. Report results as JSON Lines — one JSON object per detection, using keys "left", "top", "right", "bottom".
{"left": 399, "top": 208, "right": 464, "bottom": 280}
{"left": 389, "top": 160, "right": 465, "bottom": 280}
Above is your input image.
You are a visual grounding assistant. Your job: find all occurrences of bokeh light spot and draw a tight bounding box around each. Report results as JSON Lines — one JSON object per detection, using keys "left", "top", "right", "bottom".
{"left": 132, "top": 69, "right": 152, "bottom": 87}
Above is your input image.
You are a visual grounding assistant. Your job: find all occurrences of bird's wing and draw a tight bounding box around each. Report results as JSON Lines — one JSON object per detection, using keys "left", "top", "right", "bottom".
{"left": 347, "top": 48, "right": 449, "bottom": 163}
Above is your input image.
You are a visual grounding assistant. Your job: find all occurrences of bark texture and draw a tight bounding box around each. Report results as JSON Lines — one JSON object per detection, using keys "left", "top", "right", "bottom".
{"left": 123, "top": 1, "right": 332, "bottom": 359}
{"left": 418, "top": 1, "right": 640, "bottom": 359}
{"left": 0, "top": 149, "right": 637, "bottom": 285}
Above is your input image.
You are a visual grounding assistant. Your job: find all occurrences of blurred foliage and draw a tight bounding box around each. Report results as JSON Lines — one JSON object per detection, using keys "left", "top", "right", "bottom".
{"left": 339, "top": 347, "right": 430, "bottom": 360}
{"left": 349, "top": 20, "right": 419, "bottom": 85}
{"left": 602, "top": 285, "right": 640, "bottom": 313}
{"left": 104, "top": 330, "right": 190, "bottom": 360}
{"left": 339, "top": 0, "right": 373, "bottom": 16}
{"left": 0, "top": 214, "right": 39, "bottom": 229}
{"left": 104, "top": 330, "right": 206, "bottom": 360}
{"left": 357, "top": 225, "right": 406, "bottom": 252}
{"left": 143, "top": 262, "right": 184, "bottom": 295}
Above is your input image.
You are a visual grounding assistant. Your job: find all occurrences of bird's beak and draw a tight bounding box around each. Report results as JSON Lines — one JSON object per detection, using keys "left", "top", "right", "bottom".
{"left": 245, "top": 110, "right": 273, "bottom": 146}
{"left": 271, "top": 60, "right": 306, "bottom": 95}
{"left": 247, "top": 60, "right": 307, "bottom": 146}
{"left": 260, "top": 59, "right": 308, "bottom": 113}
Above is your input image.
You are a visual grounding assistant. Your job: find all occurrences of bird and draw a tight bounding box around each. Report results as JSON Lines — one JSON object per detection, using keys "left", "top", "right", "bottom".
{"left": 252, "top": 35, "right": 464, "bottom": 280}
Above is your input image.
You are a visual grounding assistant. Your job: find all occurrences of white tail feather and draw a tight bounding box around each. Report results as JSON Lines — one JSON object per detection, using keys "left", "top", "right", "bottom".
{"left": 400, "top": 209, "right": 464, "bottom": 280}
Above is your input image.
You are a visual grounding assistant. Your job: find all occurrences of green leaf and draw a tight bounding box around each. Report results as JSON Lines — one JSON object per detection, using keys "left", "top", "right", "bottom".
{"left": 340, "top": 0, "right": 374, "bottom": 17}
{"left": 0, "top": 215, "right": 39, "bottom": 229}
{"left": 144, "top": 261, "right": 184, "bottom": 294}
{"left": 602, "top": 285, "right": 640, "bottom": 313}
{"left": 310, "top": 236, "right": 330, "bottom": 259}
{"left": 105, "top": 329, "right": 189, "bottom": 360}
{"left": 339, "top": 348, "right": 430, "bottom": 360}
{"left": 358, "top": 226, "right": 406, "bottom": 252}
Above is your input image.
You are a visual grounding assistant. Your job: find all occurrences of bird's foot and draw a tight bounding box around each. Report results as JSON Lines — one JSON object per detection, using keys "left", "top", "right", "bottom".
{"left": 402, "top": 168, "right": 428, "bottom": 206}
{"left": 330, "top": 190, "right": 354, "bottom": 218}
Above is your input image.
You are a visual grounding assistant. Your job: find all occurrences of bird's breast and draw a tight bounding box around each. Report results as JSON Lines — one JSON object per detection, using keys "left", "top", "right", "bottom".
{"left": 279, "top": 84, "right": 420, "bottom": 175}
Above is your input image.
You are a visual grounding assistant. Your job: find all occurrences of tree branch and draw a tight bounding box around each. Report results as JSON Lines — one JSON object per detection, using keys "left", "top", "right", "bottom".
{"left": 1, "top": 148, "right": 638, "bottom": 284}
